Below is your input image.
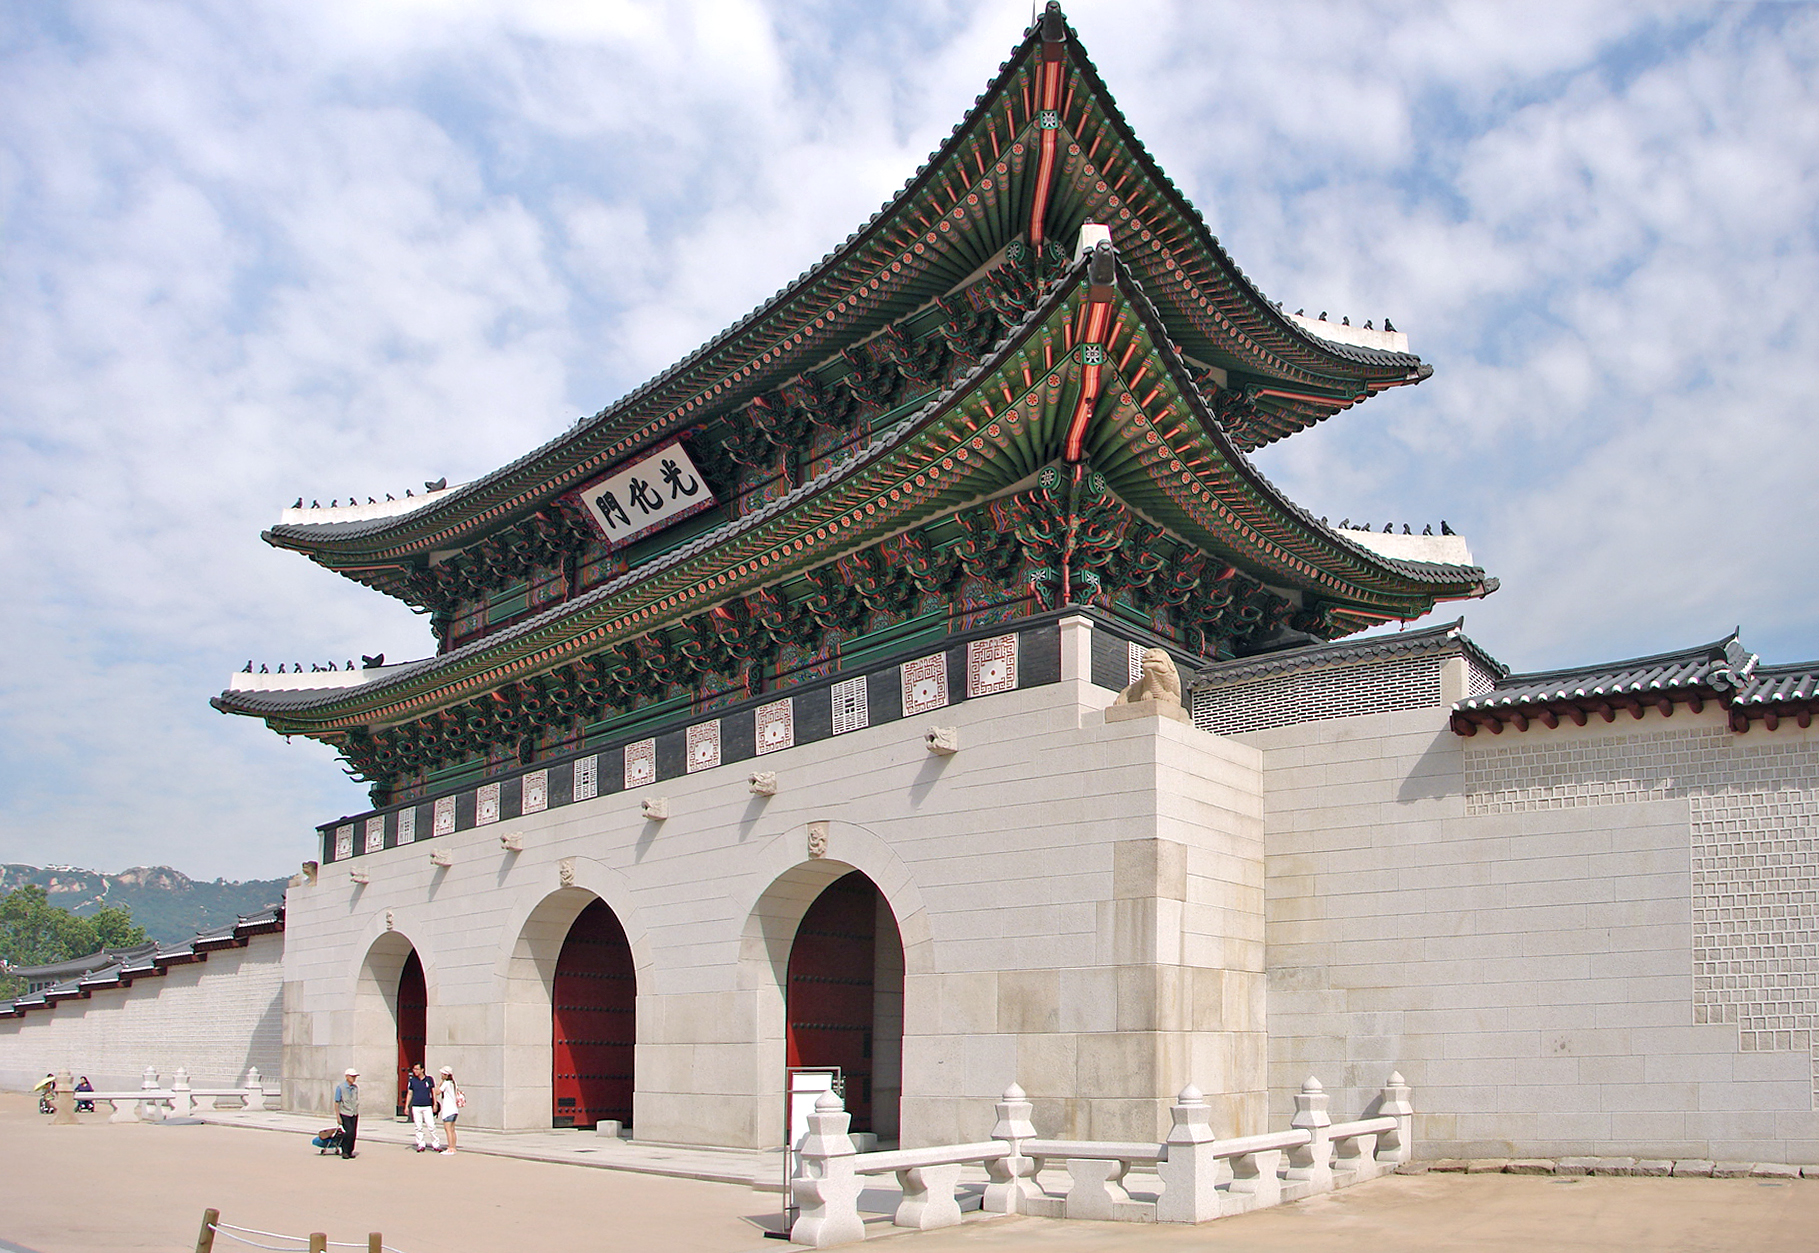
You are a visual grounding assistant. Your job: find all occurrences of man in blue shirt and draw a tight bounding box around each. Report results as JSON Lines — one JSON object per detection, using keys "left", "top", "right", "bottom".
{"left": 333, "top": 1068, "right": 360, "bottom": 1158}
{"left": 405, "top": 1063, "right": 443, "bottom": 1152}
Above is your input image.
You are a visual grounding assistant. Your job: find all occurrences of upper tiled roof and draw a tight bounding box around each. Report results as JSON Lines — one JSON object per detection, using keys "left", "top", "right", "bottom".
{"left": 262, "top": 4, "right": 1430, "bottom": 574}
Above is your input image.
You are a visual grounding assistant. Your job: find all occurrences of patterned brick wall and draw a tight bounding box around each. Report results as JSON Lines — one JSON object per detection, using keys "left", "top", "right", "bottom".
{"left": 1194, "top": 656, "right": 1444, "bottom": 737}
{"left": 1691, "top": 791, "right": 1819, "bottom": 1105}
{"left": 1465, "top": 724, "right": 1819, "bottom": 815}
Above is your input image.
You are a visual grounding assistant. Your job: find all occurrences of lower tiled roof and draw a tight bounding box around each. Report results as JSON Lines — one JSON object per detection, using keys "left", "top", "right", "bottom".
{"left": 0, "top": 908, "right": 282, "bottom": 1019}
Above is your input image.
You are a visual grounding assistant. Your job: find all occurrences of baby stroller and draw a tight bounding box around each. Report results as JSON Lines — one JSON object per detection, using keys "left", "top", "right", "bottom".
{"left": 312, "top": 1126, "right": 346, "bottom": 1155}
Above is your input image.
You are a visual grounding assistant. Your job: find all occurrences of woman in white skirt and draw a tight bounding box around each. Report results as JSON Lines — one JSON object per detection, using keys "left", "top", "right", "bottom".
{"left": 436, "top": 1065, "right": 463, "bottom": 1154}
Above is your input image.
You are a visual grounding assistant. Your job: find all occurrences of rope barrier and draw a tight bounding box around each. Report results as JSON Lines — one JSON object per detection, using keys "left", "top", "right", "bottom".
{"left": 216, "top": 1222, "right": 311, "bottom": 1242}
{"left": 207, "top": 1225, "right": 310, "bottom": 1251}
{"left": 201, "top": 1213, "right": 416, "bottom": 1253}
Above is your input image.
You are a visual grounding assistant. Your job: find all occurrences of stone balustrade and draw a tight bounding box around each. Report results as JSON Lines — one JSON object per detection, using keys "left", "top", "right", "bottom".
{"left": 43, "top": 1065, "right": 282, "bottom": 1122}
{"left": 789, "top": 1072, "right": 1414, "bottom": 1246}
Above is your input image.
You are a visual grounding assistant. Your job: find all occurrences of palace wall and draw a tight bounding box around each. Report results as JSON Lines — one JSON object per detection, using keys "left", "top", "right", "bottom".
{"left": 0, "top": 934, "right": 283, "bottom": 1092}
{"left": 280, "top": 617, "right": 1271, "bottom": 1150}
{"left": 1226, "top": 662, "right": 1819, "bottom": 1164}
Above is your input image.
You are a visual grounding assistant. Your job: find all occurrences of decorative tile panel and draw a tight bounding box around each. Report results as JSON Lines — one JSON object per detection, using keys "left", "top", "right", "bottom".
{"left": 901, "top": 654, "right": 949, "bottom": 716}
{"left": 522, "top": 769, "right": 548, "bottom": 815}
{"left": 755, "top": 699, "right": 795, "bottom": 755}
{"left": 397, "top": 805, "right": 416, "bottom": 843}
{"left": 967, "top": 634, "right": 1019, "bottom": 697}
{"left": 433, "top": 795, "right": 456, "bottom": 836}
{"left": 573, "top": 755, "right": 598, "bottom": 801}
{"left": 687, "top": 720, "right": 722, "bottom": 773}
{"left": 334, "top": 824, "right": 354, "bottom": 861}
{"left": 624, "top": 739, "right": 657, "bottom": 789}
{"left": 476, "top": 782, "right": 501, "bottom": 826}
{"left": 831, "top": 676, "right": 869, "bottom": 735}
{"left": 364, "top": 817, "right": 385, "bottom": 854}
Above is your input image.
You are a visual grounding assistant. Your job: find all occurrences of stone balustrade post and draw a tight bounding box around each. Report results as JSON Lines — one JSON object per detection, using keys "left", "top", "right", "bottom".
{"left": 788, "top": 1091, "right": 865, "bottom": 1248}
{"left": 51, "top": 1069, "right": 78, "bottom": 1125}
{"left": 172, "top": 1067, "right": 193, "bottom": 1118}
{"left": 982, "top": 1082, "right": 1041, "bottom": 1214}
{"left": 1285, "top": 1076, "right": 1333, "bottom": 1194}
{"left": 1376, "top": 1072, "right": 1413, "bottom": 1165}
{"left": 138, "top": 1066, "right": 166, "bottom": 1122}
{"left": 1156, "top": 1084, "right": 1224, "bottom": 1223}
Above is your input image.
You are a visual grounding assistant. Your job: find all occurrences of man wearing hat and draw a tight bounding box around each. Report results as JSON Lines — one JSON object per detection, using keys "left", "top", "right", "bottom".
{"left": 333, "top": 1068, "right": 361, "bottom": 1158}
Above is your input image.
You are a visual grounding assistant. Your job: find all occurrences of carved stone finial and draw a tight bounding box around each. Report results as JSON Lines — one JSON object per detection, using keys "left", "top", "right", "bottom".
{"left": 749, "top": 771, "right": 778, "bottom": 797}
{"left": 349, "top": 868, "right": 370, "bottom": 885}
{"left": 925, "top": 726, "right": 958, "bottom": 755}
{"left": 499, "top": 832, "right": 523, "bottom": 852}
{"left": 558, "top": 857, "right": 576, "bottom": 887}
{"left": 807, "top": 821, "right": 829, "bottom": 860}
{"left": 429, "top": 849, "right": 452, "bottom": 868}
{"left": 641, "top": 796, "right": 670, "bottom": 821}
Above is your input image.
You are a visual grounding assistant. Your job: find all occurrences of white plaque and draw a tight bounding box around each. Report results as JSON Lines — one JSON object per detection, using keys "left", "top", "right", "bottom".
{"left": 573, "top": 437, "right": 715, "bottom": 550}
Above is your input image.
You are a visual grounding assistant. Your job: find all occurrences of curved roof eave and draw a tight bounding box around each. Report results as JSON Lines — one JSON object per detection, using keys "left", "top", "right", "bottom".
{"left": 1107, "top": 260, "right": 1488, "bottom": 597}
{"left": 221, "top": 252, "right": 1484, "bottom": 729}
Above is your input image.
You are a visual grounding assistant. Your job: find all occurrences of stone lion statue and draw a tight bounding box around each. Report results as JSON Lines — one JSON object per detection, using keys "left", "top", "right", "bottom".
{"left": 1113, "top": 648, "right": 1183, "bottom": 709}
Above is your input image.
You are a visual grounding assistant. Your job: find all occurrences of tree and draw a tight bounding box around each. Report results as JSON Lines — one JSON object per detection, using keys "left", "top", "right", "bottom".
{"left": 0, "top": 886, "right": 149, "bottom": 997}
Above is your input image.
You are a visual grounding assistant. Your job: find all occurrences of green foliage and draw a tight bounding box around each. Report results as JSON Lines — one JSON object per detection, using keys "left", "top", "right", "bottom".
{"left": 0, "top": 884, "right": 148, "bottom": 975}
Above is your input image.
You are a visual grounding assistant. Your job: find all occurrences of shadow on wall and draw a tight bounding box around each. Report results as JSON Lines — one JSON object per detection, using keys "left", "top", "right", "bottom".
{"left": 1396, "top": 729, "right": 1462, "bottom": 804}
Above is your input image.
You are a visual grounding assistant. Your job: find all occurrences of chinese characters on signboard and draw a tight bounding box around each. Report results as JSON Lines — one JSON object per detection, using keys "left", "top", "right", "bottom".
{"left": 574, "top": 438, "right": 716, "bottom": 549}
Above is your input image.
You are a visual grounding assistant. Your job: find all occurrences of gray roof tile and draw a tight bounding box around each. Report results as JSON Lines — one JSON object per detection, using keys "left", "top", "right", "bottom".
{"left": 1191, "top": 618, "right": 1503, "bottom": 689}
{"left": 1457, "top": 633, "right": 1755, "bottom": 712}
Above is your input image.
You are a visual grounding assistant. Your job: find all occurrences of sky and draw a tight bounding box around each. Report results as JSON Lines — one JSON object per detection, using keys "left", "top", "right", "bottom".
{"left": 2, "top": 1, "right": 1816, "bottom": 880}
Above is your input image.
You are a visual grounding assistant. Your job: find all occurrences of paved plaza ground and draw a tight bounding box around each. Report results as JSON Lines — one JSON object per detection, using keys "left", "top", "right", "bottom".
{"left": 3, "top": 1093, "right": 1815, "bottom": 1253}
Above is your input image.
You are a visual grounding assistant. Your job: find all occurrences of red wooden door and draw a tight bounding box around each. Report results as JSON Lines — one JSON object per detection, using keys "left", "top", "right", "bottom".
{"left": 787, "top": 873, "right": 878, "bottom": 1131}
{"left": 396, "top": 950, "right": 426, "bottom": 1116}
{"left": 552, "top": 899, "right": 636, "bottom": 1128}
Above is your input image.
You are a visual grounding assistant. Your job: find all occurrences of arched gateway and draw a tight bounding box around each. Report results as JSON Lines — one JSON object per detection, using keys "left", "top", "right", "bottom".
{"left": 395, "top": 950, "right": 426, "bottom": 1115}
{"left": 552, "top": 899, "right": 636, "bottom": 1128}
{"left": 786, "top": 871, "right": 904, "bottom": 1141}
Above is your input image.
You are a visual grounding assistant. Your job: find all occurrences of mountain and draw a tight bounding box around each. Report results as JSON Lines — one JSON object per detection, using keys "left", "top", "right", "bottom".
{"left": 0, "top": 864, "right": 287, "bottom": 946}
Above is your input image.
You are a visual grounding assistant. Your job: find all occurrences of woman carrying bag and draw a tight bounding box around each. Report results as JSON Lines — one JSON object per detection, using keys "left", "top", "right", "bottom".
{"left": 436, "top": 1066, "right": 464, "bottom": 1154}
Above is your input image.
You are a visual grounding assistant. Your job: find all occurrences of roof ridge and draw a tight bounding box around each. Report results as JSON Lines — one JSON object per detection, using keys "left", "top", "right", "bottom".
{"left": 1491, "top": 631, "right": 1742, "bottom": 687}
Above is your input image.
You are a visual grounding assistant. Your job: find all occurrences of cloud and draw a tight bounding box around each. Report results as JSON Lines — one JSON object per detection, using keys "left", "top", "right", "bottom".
{"left": 1, "top": 0, "right": 1814, "bottom": 876}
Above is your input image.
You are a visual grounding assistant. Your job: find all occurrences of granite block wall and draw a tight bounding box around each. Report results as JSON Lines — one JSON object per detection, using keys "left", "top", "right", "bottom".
{"left": 1244, "top": 690, "right": 1819, "bottom": 1163}
{"left": 279, "top": 616, "right": 1269, "bottom": 1150}
{"left": 0, "top": 935, "right": 283, "bottom": 1093}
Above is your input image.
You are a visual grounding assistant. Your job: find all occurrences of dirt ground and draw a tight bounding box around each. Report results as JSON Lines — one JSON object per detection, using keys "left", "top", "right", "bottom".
{"left": 2, "top": 1093, "right": 1815, "bottom": 1253}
